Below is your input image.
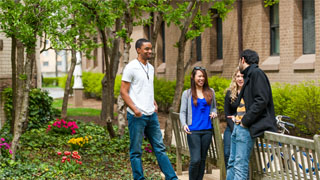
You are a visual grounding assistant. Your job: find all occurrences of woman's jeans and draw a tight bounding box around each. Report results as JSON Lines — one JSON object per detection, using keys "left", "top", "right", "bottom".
{"left": 127, "top": 112, "right": 177, "bottom": 180}
{"left": 223, "top": 126, "right": 232, "bottom": 170}
{"left": 226, "top": 124, "right": 254, "bottom": 180}
{"left": 187, "top": 130, "right": 213, "bottom": 180}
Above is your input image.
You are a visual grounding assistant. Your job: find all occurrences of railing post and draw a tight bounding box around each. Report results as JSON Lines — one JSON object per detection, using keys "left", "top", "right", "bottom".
{"left": 314, "top": 135, "right": 320, "bottom": 165}
{"left": 212, "top": 117, "right": 226, "bottom": 180}
{"left": 171, "top": 109, "right": 182, "bottom": 175}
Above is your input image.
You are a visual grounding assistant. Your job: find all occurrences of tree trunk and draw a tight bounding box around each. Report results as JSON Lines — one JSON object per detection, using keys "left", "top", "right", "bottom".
{"left": 61, "top": 48, "right": 76, "bottom": 119}
{"left": 10, "top": 36, "right": 17, "bottom": 134}
{"left": 117, "top": 5, "right": 133, "bottom": 136}
{"left": 163, "top": 0, "right": 201, "bottom": 147}
{"left": 164, "top": 39, "right": 187, "bottom": 146}
{"left": 150, "top": 12, "right": 163, "bottom": 67}
{"left": 99, "top": 18, "right": 121, "bottom": 138}
{"left": 11, "top": 46, "right": 35, "bottom": 160}
{"left": 13, "top": 40, "right": 25, "bottom": 135}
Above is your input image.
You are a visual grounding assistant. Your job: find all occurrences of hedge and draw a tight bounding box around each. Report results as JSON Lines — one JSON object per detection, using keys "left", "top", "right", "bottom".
{"left": 57, "top": 72, "right": 320, "bottom": 137}
{"left": 42, "top": 77, "right": 59, "bottom": 87}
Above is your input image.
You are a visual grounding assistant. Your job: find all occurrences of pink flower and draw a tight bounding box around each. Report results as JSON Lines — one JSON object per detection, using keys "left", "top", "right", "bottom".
{"left": 0, "top": 138, "right": 5, "bottom": 141}
{"left": 9, "top": 150, "right": 12, "bottom": 154}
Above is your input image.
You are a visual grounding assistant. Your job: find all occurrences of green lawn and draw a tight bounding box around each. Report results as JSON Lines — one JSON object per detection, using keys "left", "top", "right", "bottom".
{"left": 53, "top": 99, "right": 101, "bottom": 117}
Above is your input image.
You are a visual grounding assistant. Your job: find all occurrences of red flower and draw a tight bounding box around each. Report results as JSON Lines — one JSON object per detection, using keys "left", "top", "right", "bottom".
{"left": 78, "top": 161, "right": 82, "bottom": 165}
{"left": 62, "top": 156, "right": 67, "bottom": 160}
{"left": 67, "top": 158, "right": 70, "bottom": 162}
{"left": 57, "top": 151, "right": 62, "bottom": 155}
{"left": 64, "top": 151, "right": 71, "bottom": 156}
{"left": 61, "top": 159, "right": 65, "bottom": 163}
{"left": 72, "top": 151, "right": 78, "bottom": 155}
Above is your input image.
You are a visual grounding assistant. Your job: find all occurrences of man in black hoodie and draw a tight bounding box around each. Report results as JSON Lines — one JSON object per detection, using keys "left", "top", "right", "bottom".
{"left": 226, "top": 49, "right": 277, "bottom": 180}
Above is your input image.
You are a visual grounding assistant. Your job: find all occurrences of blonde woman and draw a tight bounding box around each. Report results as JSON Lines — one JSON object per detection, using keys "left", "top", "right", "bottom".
{"left": 223, "top": 67, "right": 244, "bottom": 168}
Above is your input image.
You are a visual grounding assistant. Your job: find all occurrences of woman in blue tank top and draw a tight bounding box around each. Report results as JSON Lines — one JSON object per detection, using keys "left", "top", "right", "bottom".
{"left": 179, "top": 67, "right": 217, "bottom": 180}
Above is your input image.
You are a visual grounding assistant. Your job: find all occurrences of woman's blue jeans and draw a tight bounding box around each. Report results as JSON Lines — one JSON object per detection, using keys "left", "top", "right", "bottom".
{"left": 226, "top": 124, "right": 254, "bottom": 180}
{"left": 187, "top": 130, "right": 213, "bottom": 180}
{"left": 223, "top": 126, "right": 232, "bottom": 170}
{"left": 127, "top": 112, "right": 177, "bottom": 180}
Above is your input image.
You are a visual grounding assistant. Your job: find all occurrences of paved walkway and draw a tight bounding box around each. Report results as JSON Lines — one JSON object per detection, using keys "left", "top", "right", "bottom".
{"left": 160, "top": 130, "right": 221, "bottom": 179}
{"left": 42, "top": 87, "right": 64, "bottom": 99}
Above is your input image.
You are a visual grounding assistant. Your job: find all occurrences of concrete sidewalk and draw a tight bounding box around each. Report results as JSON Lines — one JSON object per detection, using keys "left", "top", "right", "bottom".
{"left": 160, "top": 130, "right": 221, "bottom": 180}
{"left": 161, "top": 170, "right": 220, "bottom": 180}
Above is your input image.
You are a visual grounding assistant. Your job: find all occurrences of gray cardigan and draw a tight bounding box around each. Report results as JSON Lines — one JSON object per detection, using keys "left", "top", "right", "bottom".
{"left": 179, "top": 89, "right": 217, "bottom": 127}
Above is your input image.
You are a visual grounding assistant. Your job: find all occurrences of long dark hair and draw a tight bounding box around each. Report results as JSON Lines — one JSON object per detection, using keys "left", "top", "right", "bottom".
{"left": 190, "top": 68, "right": 213, "bottom": 106}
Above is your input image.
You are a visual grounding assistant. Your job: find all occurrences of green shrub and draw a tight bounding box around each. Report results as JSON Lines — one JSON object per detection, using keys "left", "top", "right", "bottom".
{"left": 154, "top": 77, "right": 176, "bottom": 112}
{"left": 42, "top": 77, "right": 59, "bottom": 87}
{"left": 272, "top": 81, "right": 320, "bottom": 137}
{"left": 3, "top": 88, "right": 56, "bottom": 131}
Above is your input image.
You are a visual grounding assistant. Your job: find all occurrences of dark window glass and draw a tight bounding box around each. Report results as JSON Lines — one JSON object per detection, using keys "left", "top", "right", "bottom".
{"left": 43, "top": 62, "right": 49, "bottom": 66}
{"left": 270, "top": 4, "right": 279, "bottom": 55}
{"left": 303, "top": 0, "right": 315, "bottom": 54}
{"left": 217, "top": 17, "right": 223, "bottom": 59}
{"left": 161, "top": 22, "right": 166, "bottom": 63}
{"left": 196, "top": 35, "right": 202, "bottom": 61}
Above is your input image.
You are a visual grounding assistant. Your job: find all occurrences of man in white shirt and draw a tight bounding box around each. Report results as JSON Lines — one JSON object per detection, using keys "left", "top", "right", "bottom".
{"left": 120, "top": 38, "right": 178, "bottom": 180}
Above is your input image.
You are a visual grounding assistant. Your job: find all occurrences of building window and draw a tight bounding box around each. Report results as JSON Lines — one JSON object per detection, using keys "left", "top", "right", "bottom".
{"left": 217, "top": 17, "right": 223, "bottom": 59}
{"left": 270, "top": 4, "right": 279, "bottom": 55}
{"left": 57, "top": 61, "right": 62, "bottom": 66}
{"left": 303, "top": 0, "right": 315, "bottom": 54}
{"left": 161, "top": 22, "right": 166, "bottom": 63}
{"left": 43, "top": 62, "right": 49, "bottom": 66}
{"left": 196, "top": 35, "right": 202, "bottom": 61}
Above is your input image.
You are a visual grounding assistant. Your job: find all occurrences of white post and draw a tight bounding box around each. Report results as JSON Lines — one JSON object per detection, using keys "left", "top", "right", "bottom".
{"left": 73, "top": 51, "right": 84, "bottom": 107}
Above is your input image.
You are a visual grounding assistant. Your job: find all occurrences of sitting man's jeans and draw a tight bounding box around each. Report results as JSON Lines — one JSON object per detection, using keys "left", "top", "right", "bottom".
{"left": 223, "top": 126, "right": 232, "bottom": 170}
{"left": 127, "top": 112, "right": 177, "bottom": 180}
{"left": 226, "top": 124, "right": 254, "bottom": 180}
{"left": 187, "top": 130, "right": 213, "bottom": 180}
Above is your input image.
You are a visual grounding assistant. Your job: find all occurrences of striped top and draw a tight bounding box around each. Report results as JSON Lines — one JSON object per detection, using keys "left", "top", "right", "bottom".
{"left": 235, "top": 98, "right": 246, "bottom": 124}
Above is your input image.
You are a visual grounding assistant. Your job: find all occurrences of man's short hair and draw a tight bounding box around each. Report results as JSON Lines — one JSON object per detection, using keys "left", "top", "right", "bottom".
{"left": 240, "top": 49, "right": 259, "bottom": 65}
{"left": 135, "top": 38, "right": 151, "bottom": 51}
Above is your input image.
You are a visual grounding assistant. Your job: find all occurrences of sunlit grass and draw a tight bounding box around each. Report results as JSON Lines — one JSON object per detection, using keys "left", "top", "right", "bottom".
{"left": 53, "top": 99, "right": 101, "bottom": 116}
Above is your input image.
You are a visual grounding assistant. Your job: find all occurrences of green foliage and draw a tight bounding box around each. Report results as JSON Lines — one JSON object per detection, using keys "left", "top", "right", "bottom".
{"left": 82, "top": 72, "right": 104, "bottom": 99}
{"left": 0, "top": 119, "right": 187, "bottom": 179}
{"left": 264, "top": 0, "right": 279, "bottom": 7}
{"left": 272, "top": 81, "right": 320, "bottom": 137}
{"left": 207, "top": 76, "right": 231, "bottom": 115}
{"left": 59, "top": 72, "right": 122, "bottom": 100}
{"left": 154, "top": 77, "right": 176, "bottom": 112}
{"left": 3, "top": 88, "right": 56, "bottom": 130}
{"left": 42, "top": 77, "right": 60, "bottom": 87}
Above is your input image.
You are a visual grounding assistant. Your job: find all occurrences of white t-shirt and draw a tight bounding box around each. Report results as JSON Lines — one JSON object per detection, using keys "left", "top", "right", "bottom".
{"left": 122, "top": 59, "right": 155, "bottom": 115}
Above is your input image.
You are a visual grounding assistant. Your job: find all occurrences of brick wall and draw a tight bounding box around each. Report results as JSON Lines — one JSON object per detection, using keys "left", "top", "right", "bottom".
{"left": 0, "top": 33, "right": 12, "bottom": 129}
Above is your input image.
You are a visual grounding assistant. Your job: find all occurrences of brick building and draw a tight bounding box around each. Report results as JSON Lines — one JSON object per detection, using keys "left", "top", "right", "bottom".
{"left": 0, "top": 34, "right": 41, "bottom": 129}
{"left": 83, "top": 0, "right": 320, "bottom": 84}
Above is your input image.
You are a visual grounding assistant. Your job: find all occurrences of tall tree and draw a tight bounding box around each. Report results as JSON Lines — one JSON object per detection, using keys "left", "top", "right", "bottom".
{"left": 47, "top": 0, "right": 98, "bottom": 120}
{"left": 0, "top": 0, "right": 63, "bottom": 160}
{"left": 79, "top": 0, "right": 126, "bottom": 138}
{"left": 163, "top": 0, "right": 235, "bottom": 146}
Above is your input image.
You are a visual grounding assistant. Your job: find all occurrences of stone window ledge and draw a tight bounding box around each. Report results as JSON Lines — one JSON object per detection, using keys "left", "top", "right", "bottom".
{"left": 293, "top": 54, "right": 315, "bottom": 70}
{"left": 260, "top": 56, "right": 280, "bottom": 71}
{"left": 209, "top": 59, "right": 223, "bottom": 72}
{"left": 157, "top": 63, "right": 166, "bottom": 74}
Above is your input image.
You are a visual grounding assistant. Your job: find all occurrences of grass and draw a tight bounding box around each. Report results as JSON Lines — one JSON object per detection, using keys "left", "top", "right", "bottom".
{"left": 53, "top": 99, "right": 101, "bottom": 117}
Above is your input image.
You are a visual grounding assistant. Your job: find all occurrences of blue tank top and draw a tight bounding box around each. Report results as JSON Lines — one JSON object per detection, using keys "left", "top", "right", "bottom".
{"left": 189, "top": 98, "right": 213, "bottom": 131}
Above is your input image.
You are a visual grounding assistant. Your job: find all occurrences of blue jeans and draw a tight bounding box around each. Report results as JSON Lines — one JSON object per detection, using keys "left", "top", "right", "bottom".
{"left": 223, "top": 126, "right": 232, "bottom": 170}
{"left": 187, "top": 130, "right": 212, "bottom": 180}
{"left": 127, "top": 112, "right": 178, "bottom": 180}
{"left": 226, "top": 124, "right": 254, "bottom": 180}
